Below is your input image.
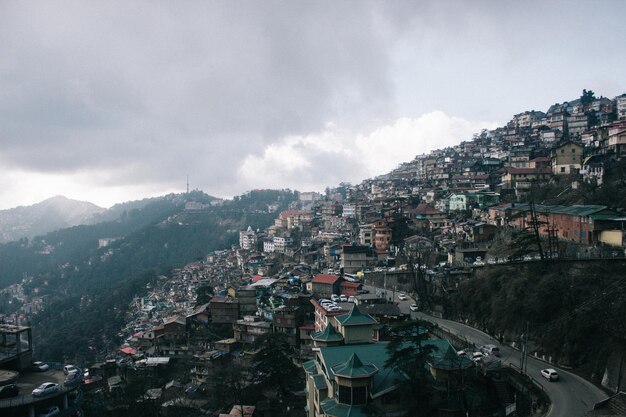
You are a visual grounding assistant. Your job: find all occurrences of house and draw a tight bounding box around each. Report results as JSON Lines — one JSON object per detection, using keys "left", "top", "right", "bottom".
{"left": 312, "top": 274, "right": 342, "bottom": 298}
{"left": 581, "top": 155, "right": 605, "bottom": 185}
{"left": 506, "top": 203, "right": 619, "bottom": 244}
{"left": 552, "top": 141, "right": 583, "bottom": 175}
{"left": 340, "top": 244, "right": 374, "bottom": 274}
{"left": 272, "top": 306, "right": 305, "bottom": 347}
{"left": 500, "top": 167, "right": 552, "bottom": 191}
{"left": 233, "top": 316, "right": 271, "bottom": 344}
{"left": 605, "top": 120, "right": 626, "bottom": 156}
{"left": 239, "top": 226, "right": 257, "bottom": 250}
{"left": 209, "top": 297, "right": 240, "bottom": 324}
{"left": 408, "top": 204, "right": 448, "bottom": 230}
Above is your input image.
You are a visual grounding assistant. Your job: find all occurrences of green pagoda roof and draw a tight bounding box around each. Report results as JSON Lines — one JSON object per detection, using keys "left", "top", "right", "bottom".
{"left": 335, "top": 305, "right": 377, "bottom": 327}
{"left": 332, "top": 353, "right": 378, "bottom": 378}
{"left": 320, "top": 398, "right": 370, "bottom": 417}
{"left": 311, "top": 324, "right": 344, "bottom": 342}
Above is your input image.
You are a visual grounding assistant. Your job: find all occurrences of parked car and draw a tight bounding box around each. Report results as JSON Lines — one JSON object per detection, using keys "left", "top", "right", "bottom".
{"left": 541, "top": 368, "right": 559, "bottom": 381}
{"left": 480, "top": 344, "right": 501, "bottom": 357}
{"left": 347, "top": 296, "right": 357, "bottom": 303}
{"left": 64, "top": 370, "right": 84, "bottom": 387}
{"left": 397, "top": 294, "right": 408, "bottom": 301}
{"left": 330, "top": 294, "right": 340, "bottom": 302}
{"left": 38, "top": 406, "right": 60, "bottom": 417}
{"left": 32, "top": 361, "right": 50, "bottom": 372}
{"left": 471, "top": 352, "right": 485, "bottom": 363}
{"left": 32, "top": 382, "right": 61, "bottom": 397}
{"left": 0, "top": 383, "right": 19, "bottom": 398}
{"left": 64, "top": 364, "right": 80, "bottom": 375}
{"left": 339, "top": 295, "right": 347, "bottom": 302}
{"left": 409, "top": 304, "right": 419, "bottom": 312}
{"left": 456, "top": 350, "right": 467, "bottom": 357}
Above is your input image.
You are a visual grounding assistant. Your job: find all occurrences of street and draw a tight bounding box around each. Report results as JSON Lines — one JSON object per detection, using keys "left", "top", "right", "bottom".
{"left": 363, "top": 284, "right": 608, "bottom": 417}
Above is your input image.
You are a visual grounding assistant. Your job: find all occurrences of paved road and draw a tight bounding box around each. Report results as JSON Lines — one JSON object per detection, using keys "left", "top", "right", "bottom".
{"left": 363, "top": 284, "right": 608, "bottom": 417}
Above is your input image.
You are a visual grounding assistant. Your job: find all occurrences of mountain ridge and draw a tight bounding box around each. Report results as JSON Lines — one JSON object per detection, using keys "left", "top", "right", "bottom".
{"left": 0, "top": 195, "right": 105, "bottom": 243}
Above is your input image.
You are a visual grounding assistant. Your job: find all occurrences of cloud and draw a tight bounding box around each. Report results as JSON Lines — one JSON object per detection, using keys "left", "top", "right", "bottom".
{"left": 0, "top": 1, "right": 625, "bottom": 209}
{"left": 0, "top": 2, "right": 412, "bottom": 179}
{"left": 237, "top": 111, "right": 496, "bottom": 192}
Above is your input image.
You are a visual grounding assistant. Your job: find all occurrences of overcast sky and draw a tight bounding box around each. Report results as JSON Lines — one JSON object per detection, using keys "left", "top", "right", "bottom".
{"left": 1, "top": 1, "right": 625, "bottom": 209}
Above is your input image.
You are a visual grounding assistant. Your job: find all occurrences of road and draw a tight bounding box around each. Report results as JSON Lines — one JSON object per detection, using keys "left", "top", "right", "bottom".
{"left": 364, "top": 284, "right": 608, "bottom": 417}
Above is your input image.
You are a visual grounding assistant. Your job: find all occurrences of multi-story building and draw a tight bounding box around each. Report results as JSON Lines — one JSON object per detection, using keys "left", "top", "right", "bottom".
{"left": 552, "top": 141, "right": 583, "bottom": 175}
{"left": 209, "top": 297, "right": 240, "bottom": 324}
{"left": 272, "top": 306, "right": 305, "bottom": 347}
{"left": 239, "top": 226, "right": 257, "bottom": 250}
{"left": 233, "top": 316, "right": 271, "bottom": 344}
{"left": 616, "top": 94, "right": 626, "bottom": 120}
{"left": 340, "top": 244, "right": 374, "bottom": 274}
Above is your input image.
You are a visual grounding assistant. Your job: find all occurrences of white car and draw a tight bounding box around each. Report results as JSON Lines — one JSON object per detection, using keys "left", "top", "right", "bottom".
{"left": 409, "top": 304, "right": 418, "bottom": 312}
{"left": 32, "top": 361, "right": 50, "bottom": 372}
{"left": 32, "top": 382, "right": 61, "bottom": 397}
{"left": 38, "top": 406, "right": 60, "bottom": 417}
{"left": 541, "top": 368, "right": 559, "bottom": 381}
{"left": 64, "top": 364, "right": 80, "bottom": 375}
{"left": 398, "top": 294, "right": 408, "bottom": 301}
{"left": 471, "top": 352, "right": 485, "bottom": 363}
{"left": 330, "top": 294, "right": 340, "bottom": 302}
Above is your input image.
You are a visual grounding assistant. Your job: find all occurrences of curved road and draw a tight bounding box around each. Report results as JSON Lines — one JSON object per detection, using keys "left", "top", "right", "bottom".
{"left": 364, "top": 285, "right": 608, "bottom": 417}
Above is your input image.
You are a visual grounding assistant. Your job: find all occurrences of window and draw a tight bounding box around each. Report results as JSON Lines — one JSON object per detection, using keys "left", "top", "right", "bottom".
{"left": 560, "top": 167, "right": 566, "bottom": 173}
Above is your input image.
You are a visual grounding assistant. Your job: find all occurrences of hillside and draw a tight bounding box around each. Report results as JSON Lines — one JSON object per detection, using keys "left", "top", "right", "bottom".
{"left": 450, "top": 259, "right": 626, "bottom": 381}
{"left": 1, "top": 189, "right": 297, "bottom": 361}
{"left": 0, "top": 196, "right": 105, "bottom": 243}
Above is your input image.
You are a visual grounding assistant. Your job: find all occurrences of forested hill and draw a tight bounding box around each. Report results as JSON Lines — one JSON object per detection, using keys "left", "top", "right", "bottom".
{"left": 0, "top": 189, "right": 297, "bottom": 361}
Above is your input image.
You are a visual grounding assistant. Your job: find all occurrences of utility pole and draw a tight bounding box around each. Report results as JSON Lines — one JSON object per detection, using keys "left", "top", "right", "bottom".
{"left": 528, "top": 195, "right": 545, "bottom": 260}
{"left": 523, "top": 321, "right": 530, "bottom": 373}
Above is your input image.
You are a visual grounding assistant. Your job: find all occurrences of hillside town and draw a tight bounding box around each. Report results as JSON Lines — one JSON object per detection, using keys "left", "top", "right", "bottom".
{"left": 2, "top": 89, "right": 626, "bottom": 416}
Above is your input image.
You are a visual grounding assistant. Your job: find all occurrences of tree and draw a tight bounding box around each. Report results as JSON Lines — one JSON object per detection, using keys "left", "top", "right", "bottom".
{"left": 385, "top": 320, "right": 437, "bottom": 416}
{"left": 252, "top": 332, "right": 299, "bottom": 397}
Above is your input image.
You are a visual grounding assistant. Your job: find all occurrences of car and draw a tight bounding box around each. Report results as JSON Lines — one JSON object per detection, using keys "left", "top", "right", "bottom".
{"left": 32, "top": 361, "right": 50, "bottom": 372}
{"left": 347, "top": 296, "right": 357, "bottom": 303}
{"left": 330, "top": 294, "right": 340, "bottom": 302}
{"left": 480, "top": 344, "right": 501, "bottom": 357}
{"left": 471, "top": 352, "right": 485, "bottom": 363}
{"left": 32, "top": 382, "right": 61, "bottom": 397}
{"left": 38, "top": 406, "right": 60, "bottom": 417}
{"left": 409, "top": 304, "right": 418, "bottom": 312}
{"left": 318, "top": 299, "right": 332, "bottom": 305}
{"left": 456, "top": 350, "right": 467, "bottom": 357}
{"left": 326, "top": 306, "right": 342, "bottom": 312}
{"left": 0, "top": 383, "right": 19, "bottom": 399}
{"left": 339, "top": 295, "right": 347, "bottom": 302}
{"left": 541, "top": 368, "right": 559, "bottom": 381}
{"left": 398, "top": 294, "right": 408, "bottom": 301}
{"left": 64, "top": 364, "right": 80, "bottom": 375}
{"left": 64, "top": 370, "right": 83, "bottom": 387}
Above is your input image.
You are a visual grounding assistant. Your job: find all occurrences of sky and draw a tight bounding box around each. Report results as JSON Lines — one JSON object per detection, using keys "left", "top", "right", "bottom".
{"left": 1, "top": 1, "right": 625, "bottom": 209}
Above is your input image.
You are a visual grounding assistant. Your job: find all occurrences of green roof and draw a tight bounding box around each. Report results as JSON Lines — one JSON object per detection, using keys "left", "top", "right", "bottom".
{"left": 335, "top": 305, "right": 377, "bottom": 327}
{"left": 512, "top": 203, "right": 609, "bottom": 217}
{"left": 311, "top": 374, "right": 328, "bottom": 390}
{"left": 303, "top": 360, "right": 318, "bottom": 374}
{"left": 320, "top": 398, "right": 370, "bottom": 417}
{"left": 318, "top": 342, "right": 405, "bottom": 397}
{"left": 311, "top": 324, "right": 344, "bottom": 342}
{"left": 332, "top": 353, "right": 378, "bottom": 378}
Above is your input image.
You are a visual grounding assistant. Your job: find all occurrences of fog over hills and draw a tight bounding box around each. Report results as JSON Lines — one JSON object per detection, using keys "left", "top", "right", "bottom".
{"left": 0, "top": 195, "right": 105, "bottom": 243}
